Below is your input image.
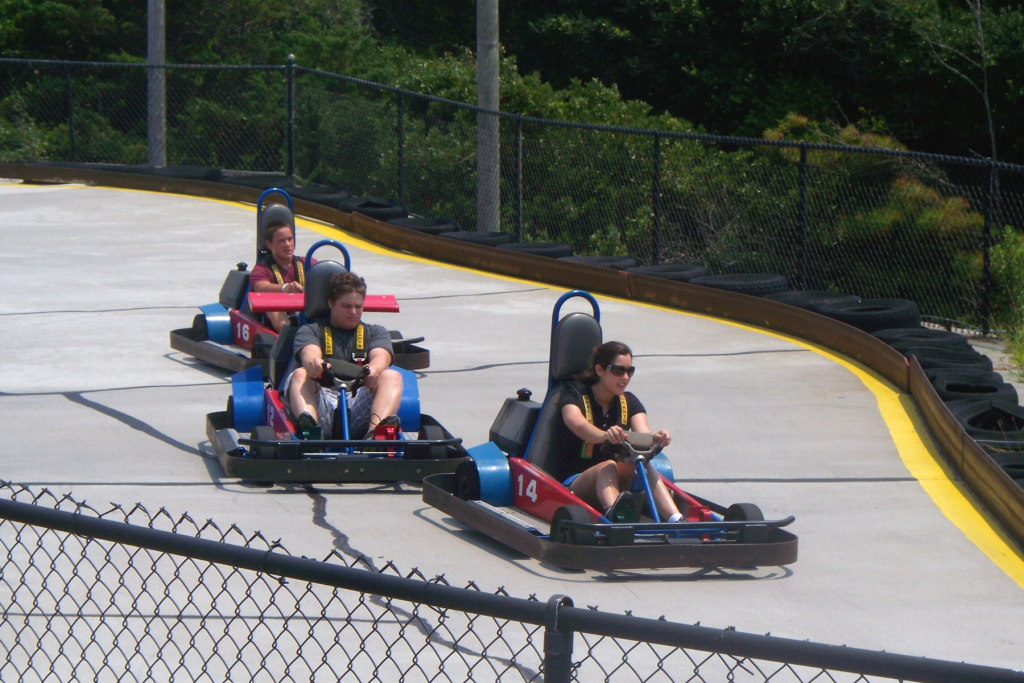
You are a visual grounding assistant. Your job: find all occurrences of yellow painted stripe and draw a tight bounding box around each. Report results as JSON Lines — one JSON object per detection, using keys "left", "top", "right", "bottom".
{"left": 96, "top": 185, "right": 1024, "bottom": 586}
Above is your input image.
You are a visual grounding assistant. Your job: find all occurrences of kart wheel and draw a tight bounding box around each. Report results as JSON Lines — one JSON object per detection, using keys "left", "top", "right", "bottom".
{"left": 420, "top": 425, "right": 447, "bottom": 460}
{"left": 724, "top": 503, "right": 764, "bottom": 522}
{"left": 551, "top": 505, "right": 594, "bottom": 546}
{"left": 251, "top": 425, "right": 277, "bottom": 460}
{"left": 454, "top": 461, "right": 481, "bottom": 501}
{"left": 192, "top": 314, "right": 209, "bottom": 342}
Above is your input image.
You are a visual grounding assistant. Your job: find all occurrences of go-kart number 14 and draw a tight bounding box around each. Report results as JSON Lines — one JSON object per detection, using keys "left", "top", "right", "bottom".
{"left": 517, "top": 475, "right": 538, "bottom": 503}
{"left": 235, "top": 322, "right": 250, "bottom": 342}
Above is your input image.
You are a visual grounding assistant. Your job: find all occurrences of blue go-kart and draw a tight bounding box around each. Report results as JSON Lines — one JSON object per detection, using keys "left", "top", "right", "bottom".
{"left": 422, "top": 291, "right": 798, "bottom": 570}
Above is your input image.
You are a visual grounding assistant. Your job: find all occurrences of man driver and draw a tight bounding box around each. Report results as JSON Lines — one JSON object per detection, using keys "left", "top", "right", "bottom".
{"left": 249, "top": 220, "right": 315, "bottom": 332}
{"left": 285, "top": 272, "right": 403, "bottom": 440}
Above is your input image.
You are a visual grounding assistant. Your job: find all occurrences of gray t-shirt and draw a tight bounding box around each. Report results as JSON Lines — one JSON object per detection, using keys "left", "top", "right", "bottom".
{"left": 293, "top": 319, "right": 393, "bottom": 364}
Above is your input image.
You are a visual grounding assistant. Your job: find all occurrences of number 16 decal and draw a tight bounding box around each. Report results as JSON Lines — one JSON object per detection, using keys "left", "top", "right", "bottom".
{"left": 516, "top": 474, "right": 537, "bottom": 503}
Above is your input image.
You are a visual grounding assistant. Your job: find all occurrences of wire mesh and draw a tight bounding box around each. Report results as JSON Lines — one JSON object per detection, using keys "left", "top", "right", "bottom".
{"left": 0, "top": 481, "right": 922, "bottom": 683}
{"left": 2, "top": 59, "right": 1024, "bottom": 330}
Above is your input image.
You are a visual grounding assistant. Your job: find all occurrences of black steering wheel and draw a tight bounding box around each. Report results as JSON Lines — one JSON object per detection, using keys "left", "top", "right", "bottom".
{"left": 316, "top": 359, "right": 370, "bottom": 390}
{"left": 610, "top": 431, "right": 664, "bottom": 463}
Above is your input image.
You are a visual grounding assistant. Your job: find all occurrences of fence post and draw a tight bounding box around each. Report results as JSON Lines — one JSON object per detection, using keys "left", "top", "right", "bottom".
{"left": 63, "top": 64, "right": 76, "bottom": 162}
{"left": 286, "top": 54, "right": 295, "bottom": 178}
{"left": 798, "top": 144, "right": 809, "bottom": 290}
{"left": 397, "top": 91, "right": 405, "bottom": 207}
{"left": 515, "top": 117, "right": 523, "bottom": 242}
{"left": 543, "top": 594, "right": 574, "bottom": 683}
{"left": 982, "top": 164, "right": 995, "bottom": 334}
{"left": 652, "top": 134, "right": 662, "bottom": 265}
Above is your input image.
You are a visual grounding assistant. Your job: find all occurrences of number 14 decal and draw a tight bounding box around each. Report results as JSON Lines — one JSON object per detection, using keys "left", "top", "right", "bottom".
{"left": 516, "top": 474, "right": 537, "bottom": 503}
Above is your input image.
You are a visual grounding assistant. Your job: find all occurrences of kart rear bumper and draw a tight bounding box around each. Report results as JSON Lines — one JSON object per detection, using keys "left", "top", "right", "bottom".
{"left": 422, "top": 473, "right": 798, "bottom": 571}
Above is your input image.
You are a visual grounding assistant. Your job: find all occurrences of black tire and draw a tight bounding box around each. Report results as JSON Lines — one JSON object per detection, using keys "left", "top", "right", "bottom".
{"left": 551, "top": 505, "right": 596, "bottom": 546}
{"left": 724, "top": 503, "right": 764, "bottom": 522}
{"left": 439, "top": 230, "right": 514, "bottom": 247}
{"left": 626, "top": 263, "right": 710, "bottom": 282}
{"left": 559, "top": 255, "right": 640, "bottom": 270}
{"left": 931, "top": 371, "right": 1017, "bottom": 404}
{"left": 251, "top": 425, "right": 278, "bottom": 460}
{"left": 947, "top": 399, "right": 1024, "bottom": 442}
{"left": 497, "top": 242, "right": 574, "bottom": 258}
{"left": 764, "top": 290, "right": 860, "bottom": 312}
{"left": 225, "top": 396, "right": 234, "bottom": 427}
{"left": 420, "top": 425, "right": 448, "bottom": 460}
{"left": 873, "top": 328, "right": 969, "bottom": 349}
{"left": 387, "top": 216, "right": 460, "bottom": 235}
{"left": 221, "top": 173, "right": 295, "bottom": 190}
{"left": 191, "top": 313, "right": 209, "bottom": 342}
{"left": 901, "top": 346, "right": 993, "bottom": 372}
{"left": 454, "top": 461, "right": 481, "bottom": 501}
{"left": 148, "top": 166, "right": 222, "bottom": 182}
{"left": 289, "top": 185, "right": 352, "bottom": 207}
{"left": 689, "top": 273, "right": 789, "bottom": 297}
{"left": 890, "top": 339, "right": 975, "bottom": 355}
{"left": 338, "top": 196, "right": 408, "bottom": 221}
{"left": 816, "top": 298, "right": 921, "bottom": 333}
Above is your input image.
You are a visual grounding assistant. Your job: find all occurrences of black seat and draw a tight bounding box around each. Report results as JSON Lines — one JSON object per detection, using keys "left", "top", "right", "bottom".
{"left": 256, "top": 203, "right": 295, "bottom": 262}
{"left": 523, "top": 312, "right": 602, "bottom": 479}
{"left": 303, "top": 260, "right": 347, "bottom": 319}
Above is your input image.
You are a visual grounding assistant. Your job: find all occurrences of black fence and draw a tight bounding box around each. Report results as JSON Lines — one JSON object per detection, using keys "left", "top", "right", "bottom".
{"left": 3, "top": 57, "right": 1024, "bottom": 332}
{"left": 1, "top": 482, "right": 1020, "bottom": 682}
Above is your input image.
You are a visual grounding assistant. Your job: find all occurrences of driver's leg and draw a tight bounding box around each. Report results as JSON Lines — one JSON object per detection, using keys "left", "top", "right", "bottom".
{"left": 288, "top": 368, "right": 320, "bottom": 420}
{"left": 645, "top": 462, "right": 683, "bottom": 520}
{"left": 266, "top": 310, "right": 289, "bottom": 332}
{"left": 366, "top": 368, "right": 403, "bottom": 431}
{"left": 569, "top": 460, "right": 626, "bottom": 511}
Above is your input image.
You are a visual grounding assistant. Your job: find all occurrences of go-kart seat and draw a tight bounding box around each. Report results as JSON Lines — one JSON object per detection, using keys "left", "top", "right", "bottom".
{"left": 256, "top": 203, "right": 296, "bottom": 262}
{"left": 304, "top": 259, "right": 348, "bottom": 320}
{"left": 523, "top": 312, "right": 602, "bottom": 480}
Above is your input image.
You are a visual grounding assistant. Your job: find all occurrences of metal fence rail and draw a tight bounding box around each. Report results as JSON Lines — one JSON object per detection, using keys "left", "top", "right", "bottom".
{"left": 2, "top": 56, "right": 1024, "bottom": 331}
{"left": 0, "top": 482, "right": 1020, "bottom": 683}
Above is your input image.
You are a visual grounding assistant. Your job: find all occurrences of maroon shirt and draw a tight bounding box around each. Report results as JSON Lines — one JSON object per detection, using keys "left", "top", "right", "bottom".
{"left": 250, "top": 257, "right": 316, "bottom": 288}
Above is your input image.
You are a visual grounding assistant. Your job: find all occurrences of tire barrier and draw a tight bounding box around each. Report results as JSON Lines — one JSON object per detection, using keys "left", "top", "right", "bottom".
{"left": 764, "top": 290, "right": 861, "bottom": 312}
{"left": 558, "top": 255, "right": 639, "bottom": 270}
{"left": 625, "top": 263, "right": 709, "bottom": 281}
{"left": 898, "top": 345, "right": 994, "bottom": 372}
{"left": 689, "top": 273, "right": 789, "bottom": 297}
{"left": 338, "top": 196, "right": 408, "bottom": 221}
{"left": 439, "top": 231, "right": 514, "bottom": 247}
{"left": 874, "top": 327, "right": 970, "bottom": 349}
{"left": 288, "top": 185, "right": 353, "bottom": 208}
{"left": 817, "top": 298, "right": 921, "bottom": 333}
{"left": 497, "top": 241, "right": 574, "bottom": 258}
{"left": 221, "top": 172, "right": 296, "bottom": 189}
{"left": 947, "top": 399, "right": 1024, "bottom": 443}
{"left": 930, "top": 370, "right": 1018, "bottom": 404}
{"left": 388, "top": 216, "right": 461, "bottom": 235}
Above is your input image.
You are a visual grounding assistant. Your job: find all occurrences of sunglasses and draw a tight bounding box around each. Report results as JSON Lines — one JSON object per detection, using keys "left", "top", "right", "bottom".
{"left": 604, "top": 364, "right": 636, "bottom": 377}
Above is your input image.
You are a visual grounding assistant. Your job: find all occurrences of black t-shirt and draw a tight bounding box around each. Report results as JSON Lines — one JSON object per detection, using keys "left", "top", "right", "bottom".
{"left": 553, "top": 381, "right": 646, "bottom": 481}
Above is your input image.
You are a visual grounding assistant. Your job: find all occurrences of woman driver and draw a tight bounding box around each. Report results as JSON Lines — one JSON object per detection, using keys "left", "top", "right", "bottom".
{"left": 557, "top": 341, "right": 684, "bottom": 524}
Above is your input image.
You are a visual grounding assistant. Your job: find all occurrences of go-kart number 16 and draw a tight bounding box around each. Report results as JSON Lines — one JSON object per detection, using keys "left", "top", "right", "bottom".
{"left": 235, "top": 322, "right": 250, "bottom": 342}
{"left": 516, "top": 474, "right": 537, "bottom": 503}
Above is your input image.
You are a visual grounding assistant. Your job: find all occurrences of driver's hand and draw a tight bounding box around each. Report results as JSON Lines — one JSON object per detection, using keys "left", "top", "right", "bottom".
{"left": 303, "top": 358, "right": 325, "bottom": 379}
{"left": 604, "top": 425, "right": 627, "bottom": 445}
{"left": 653, "top": 429, "right": 671, "bottom": 447}
{"left": 285, "top": 281, "right": 302, "bottom": 294}
{"left": 363, "top": 364, "right": 379, "bottom": 389}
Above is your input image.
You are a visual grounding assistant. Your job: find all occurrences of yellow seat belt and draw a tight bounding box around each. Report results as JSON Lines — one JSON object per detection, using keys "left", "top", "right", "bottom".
{"left": 579, "top": 393, "right": 628, "bottom": 459}
{"left": 270, "top": 257, "right": 305, "bottom": 286}
{"left": 323, "top": 323, "right": 366, "bottom": 364}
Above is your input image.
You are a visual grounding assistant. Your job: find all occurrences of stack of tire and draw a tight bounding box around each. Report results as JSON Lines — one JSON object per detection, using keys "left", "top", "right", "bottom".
{"left": 221, "top": 174, "right": 410, "bottom": 221}
{"left": 385, "top": 218, "right": 581, "bottom": 258}
{"left": 872, "top": 327, "right": 1023, "bottom": 488}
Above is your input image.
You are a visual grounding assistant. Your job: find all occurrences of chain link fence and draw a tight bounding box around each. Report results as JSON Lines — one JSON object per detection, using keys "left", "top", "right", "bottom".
{"left": 2, "top": 481, "right": 1018, "bottom": 682}
{"left": 3, "top": 57, "right": 1024, "bottom": 331}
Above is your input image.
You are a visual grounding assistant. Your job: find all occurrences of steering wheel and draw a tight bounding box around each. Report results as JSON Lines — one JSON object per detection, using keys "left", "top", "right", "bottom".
{"left": 611, "top": 431, "right": 664, "bottom": 463}
{"left": 315, "top": 359, "right": 370, "bottom": 391}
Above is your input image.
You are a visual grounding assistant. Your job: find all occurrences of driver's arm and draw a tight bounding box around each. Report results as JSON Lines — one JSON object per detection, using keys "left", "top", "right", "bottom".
{"left": 629, "top": 412, "right": 671, "bottom": 446}
{"left": 297, "top": 343, "right": 325, "bottom": 378}
{"left": 362, "top": 347, "right": 392, "bottom": 389}
{"left": 562, "top": 404, "right": 626, "bottom": 445}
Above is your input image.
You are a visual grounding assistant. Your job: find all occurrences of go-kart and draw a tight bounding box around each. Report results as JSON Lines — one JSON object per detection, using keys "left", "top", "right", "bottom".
{"left": 422, "top": 290, "right": 798, "bottom": 570}
{"left": 170, "top": 188, "right": 429, "bottom": 375}
{"left": 206, "top": 256, "right": 466, "bottom": 484}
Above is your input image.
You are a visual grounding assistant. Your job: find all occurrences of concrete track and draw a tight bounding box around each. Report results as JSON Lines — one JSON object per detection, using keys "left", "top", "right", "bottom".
{"left": 1, "top": 182, "right": 1022, "bottom": 668}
